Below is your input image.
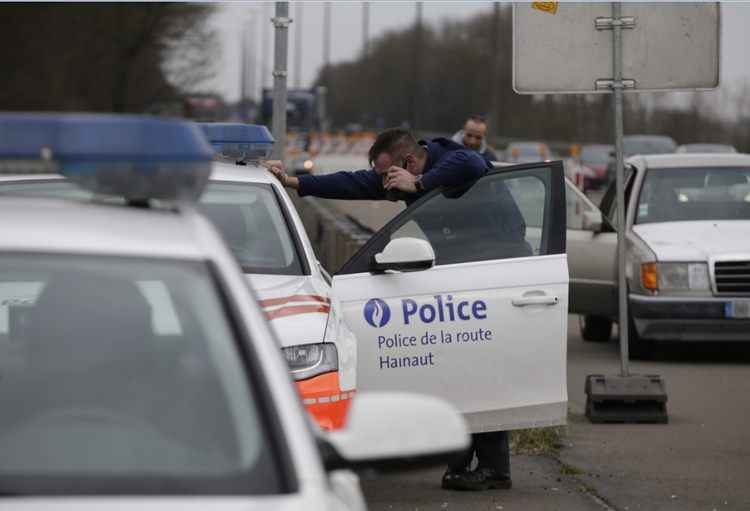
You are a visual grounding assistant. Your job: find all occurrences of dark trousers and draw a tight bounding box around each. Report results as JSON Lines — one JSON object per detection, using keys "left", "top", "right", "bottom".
{"left": 447, "top": 431, "right": 510, "bottom": 477}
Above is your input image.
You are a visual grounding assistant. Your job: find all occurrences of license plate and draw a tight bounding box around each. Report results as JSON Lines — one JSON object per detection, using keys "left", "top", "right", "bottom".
{"left": 725, "top": 300, "right": 750, "bottom": 319}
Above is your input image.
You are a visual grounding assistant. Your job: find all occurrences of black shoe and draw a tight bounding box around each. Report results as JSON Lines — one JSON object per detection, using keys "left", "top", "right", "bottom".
{"left": 442, "top": 468, "right": 512, "bottom": 491}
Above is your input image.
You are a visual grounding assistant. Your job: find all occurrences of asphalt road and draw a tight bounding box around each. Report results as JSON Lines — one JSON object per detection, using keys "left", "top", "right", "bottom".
{"left": 563, "top": 318, "right": 750, "bottom": 511}
{"left": 361, "top": 318, "right": 750, "bottom": 511}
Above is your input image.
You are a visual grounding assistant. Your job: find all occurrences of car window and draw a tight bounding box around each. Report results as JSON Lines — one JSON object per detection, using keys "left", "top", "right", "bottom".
{"left": 636, "top": 167, "right": 750, "bottom": 224}
{"left": 388, "top": 174, "right": 543, "bottom": 262}
{"left": 338, "top": 163, "right": 566, "bottom": 275}
{"left": 0, "top": 180, "right": 307, "bottom": 276}
{"left": 0, "top": 255, "right": 286, "bottom": 495}
{"left": 600, "top": 166, "right": 635, "bottom": 228}
{"left": 200, "top": 182, "right": 306, "bottom": 275}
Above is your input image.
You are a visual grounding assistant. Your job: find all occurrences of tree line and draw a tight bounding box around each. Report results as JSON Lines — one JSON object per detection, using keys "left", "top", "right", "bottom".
{"left": 0, "top": 3, "right": 216, "bottom": 114}
{"left": 316, "top": 4, "right": 749, "bottom": 151}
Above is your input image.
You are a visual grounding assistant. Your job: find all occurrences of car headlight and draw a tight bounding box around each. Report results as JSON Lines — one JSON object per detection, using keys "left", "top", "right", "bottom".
{"left": 640, "top": 262, "right": 710, "bottom": 292}
{"left": 282, "top": 342, "right": 338, "bottom": 381}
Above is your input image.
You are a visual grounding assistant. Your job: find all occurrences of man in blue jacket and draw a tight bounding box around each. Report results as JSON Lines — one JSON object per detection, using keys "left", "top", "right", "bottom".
{"left": 265, "top": 128, "right": 489, "bottom": 205}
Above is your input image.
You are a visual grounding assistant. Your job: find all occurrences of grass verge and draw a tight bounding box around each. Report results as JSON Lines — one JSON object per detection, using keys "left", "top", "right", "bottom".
{"left": 510, "top": 426, "right": 567, "bottom": 456}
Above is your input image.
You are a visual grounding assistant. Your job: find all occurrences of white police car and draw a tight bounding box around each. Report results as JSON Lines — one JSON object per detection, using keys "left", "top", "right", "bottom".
{"left": 199, "top": 123, "right": 357, "bottom": 431}
{"left": 0, "top": 113, "right": 468, "bottom": 507}
{"left": 0, "top": 122, "right": 356, "bottom": 432}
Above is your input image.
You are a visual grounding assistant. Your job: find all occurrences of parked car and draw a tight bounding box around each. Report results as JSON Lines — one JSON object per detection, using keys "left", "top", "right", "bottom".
{"left": 604, "top": 135, "right": 677, "bottom": 184}
{"left": 580, "top": 144, "right": 613, "bottom": 190}
{"left": 676, "top": 143, "right": 737, "bottom": 154}
{"left": 566, "top": 153, "right": 750, "bottom": 357}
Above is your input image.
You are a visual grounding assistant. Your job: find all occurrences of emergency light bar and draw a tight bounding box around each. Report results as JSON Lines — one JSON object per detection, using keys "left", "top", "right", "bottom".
{"left": 0, "top": 113, "right": 213, "bottom": 200}
{"left": 199, "top": 123, "right": 274, "bottom": 164}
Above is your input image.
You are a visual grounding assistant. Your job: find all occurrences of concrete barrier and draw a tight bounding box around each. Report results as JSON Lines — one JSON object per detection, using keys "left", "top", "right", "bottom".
{"left": 290, "top": 194, "right": 374, "bottom": 274}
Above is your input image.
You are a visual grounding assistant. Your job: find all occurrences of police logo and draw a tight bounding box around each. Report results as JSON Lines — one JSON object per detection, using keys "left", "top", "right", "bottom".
{"left": 363, "top": 298, "right": 391, "bottom": 328}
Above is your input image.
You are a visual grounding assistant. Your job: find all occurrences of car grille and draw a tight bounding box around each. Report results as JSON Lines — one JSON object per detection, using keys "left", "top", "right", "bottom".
{"left": 714, "top": 260, "right": 750, "bottom": 295}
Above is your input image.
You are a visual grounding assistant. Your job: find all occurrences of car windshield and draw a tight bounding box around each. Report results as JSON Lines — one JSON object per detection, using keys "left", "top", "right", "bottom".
{"left": 199, "top": 182, "right": 305, "bottom": 275}
{"left": 623, "top": 137, "right": 676, "bottom": 155}
{"left": 0, "top": 254, "right": 284, "bottom": 495}
{"left": 636, "top": 167, "right": 750, "bottom": 224}
{"left": 581, "top": 146, "right": 612, "bottom": 164}
{"left": 0, "top": 180, "right": 305, "bottom": 276}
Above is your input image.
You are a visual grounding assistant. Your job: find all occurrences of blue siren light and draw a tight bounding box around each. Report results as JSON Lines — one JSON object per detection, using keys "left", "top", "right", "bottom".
{"left": 0, "top": 113, "right": 213, "bottom": 200}
{"left": 199, "top": 123, "right": 274, "bottom": 164}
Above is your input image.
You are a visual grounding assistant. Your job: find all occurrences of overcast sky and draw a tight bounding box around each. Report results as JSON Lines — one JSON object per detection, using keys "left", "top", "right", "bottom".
{"left": 206, "top": 1, "right": 750, "bottom": 103}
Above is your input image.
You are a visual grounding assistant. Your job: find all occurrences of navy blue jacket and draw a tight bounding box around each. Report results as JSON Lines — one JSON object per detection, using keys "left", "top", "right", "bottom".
{"left": 297, "top": 138, "right": 490, "bottom": 205}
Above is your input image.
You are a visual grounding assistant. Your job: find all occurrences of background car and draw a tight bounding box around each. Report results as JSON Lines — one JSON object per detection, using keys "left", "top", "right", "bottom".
{"left": 604, "top": 134, "right": 677, "bottom": 184}
{"left": 566, "top": 152, "right": 750, "bottom": 357}
{"left": 503, "top": 141, "right": 553, "bottom": 163}
{"left": 289, "top": 151, "right": 316, "bottom": 175}
{"left": 579, "top": 143, "right": 613, "bottom": 190}
{"left": 675, "top": 143, "right": 738, "bottom": 154}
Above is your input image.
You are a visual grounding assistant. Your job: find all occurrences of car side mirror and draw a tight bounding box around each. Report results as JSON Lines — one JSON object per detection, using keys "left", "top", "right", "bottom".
{"left": 371, "top": 237, "right": 435, "bottom": 272}
{"left": 582, "top": 210, "right": 603, "bottom": 232}
{"left": 320, "top": 392, "right": 469, "bottom": 473}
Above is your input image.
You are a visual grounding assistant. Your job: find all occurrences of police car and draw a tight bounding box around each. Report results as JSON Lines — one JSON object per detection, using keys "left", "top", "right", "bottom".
{"left": 0, "top": 122, "right": 357, "bottom": 432}
{"left": 0, "top": 113, "right": 468, "bottom": 506}
{"left": 200, "top": 123, "right": 356, "bottom": 431}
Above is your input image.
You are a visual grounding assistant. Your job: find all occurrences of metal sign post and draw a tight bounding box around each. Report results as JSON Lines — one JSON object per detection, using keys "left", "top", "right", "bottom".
{"left": 514, "top": 2, "right": 719, "bottom": 424}
{"left": 271, "top": 2, "right": 291, "bottom": 160}
{"left": 578, "top": 3, "right": 667, "bottom": 425}
{"left": 611, "top": 2, "right": 629, "bottom": 378}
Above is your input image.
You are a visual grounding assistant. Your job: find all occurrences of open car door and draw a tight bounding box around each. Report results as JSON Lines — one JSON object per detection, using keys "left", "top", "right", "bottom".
{"left": 330, "top": 162, "right": 568, "bottom": 432}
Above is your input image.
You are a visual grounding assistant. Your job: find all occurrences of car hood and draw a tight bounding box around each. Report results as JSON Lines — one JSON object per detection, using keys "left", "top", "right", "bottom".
{"left": 633, "top": 221, "right": 750, "bottom": 261}
{"left": 3, "top": 496, "right": 339, "bottom": 511}
{"left": 246, "top": 274, "right": 330, "bottom": 348}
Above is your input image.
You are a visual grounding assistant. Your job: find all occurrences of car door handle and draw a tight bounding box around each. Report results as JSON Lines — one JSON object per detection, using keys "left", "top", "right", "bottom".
{"left": 512, "top": 295, "right": 559, "bottom": 307}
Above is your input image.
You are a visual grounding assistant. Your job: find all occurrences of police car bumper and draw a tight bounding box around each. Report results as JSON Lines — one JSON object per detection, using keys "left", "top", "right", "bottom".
{"left": 296, "top": 371, "right": 354, "bottom": 431}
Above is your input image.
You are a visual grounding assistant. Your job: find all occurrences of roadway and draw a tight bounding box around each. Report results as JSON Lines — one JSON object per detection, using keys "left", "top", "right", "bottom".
{"left": 361, "top": 318, "right": 750, "bottom": 511}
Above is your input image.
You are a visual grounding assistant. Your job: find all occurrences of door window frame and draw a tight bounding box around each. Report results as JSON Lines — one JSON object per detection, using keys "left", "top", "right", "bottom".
{"left": 336, "top": 161, "right": 567, "bottom": 276}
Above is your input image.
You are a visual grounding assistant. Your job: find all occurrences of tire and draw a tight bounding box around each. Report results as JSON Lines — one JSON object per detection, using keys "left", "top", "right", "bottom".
{"left": 580, "top": 315, "right": 612, "bottom": 343}
{"left": 627, "top": 315, "right": 653, "bottom": 360}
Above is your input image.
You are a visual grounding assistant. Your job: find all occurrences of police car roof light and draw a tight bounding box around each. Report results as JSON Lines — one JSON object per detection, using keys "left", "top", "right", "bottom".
{"left": 0, "top": 113, "right": 213, "bottom": 200}
{"left": 199, "top": 123, "right": 274, "bottom": 164}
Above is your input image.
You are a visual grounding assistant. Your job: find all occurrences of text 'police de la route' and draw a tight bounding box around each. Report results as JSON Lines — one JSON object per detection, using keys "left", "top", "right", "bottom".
{"left": 377, "top": 294, "right": 493, "bottom": 370}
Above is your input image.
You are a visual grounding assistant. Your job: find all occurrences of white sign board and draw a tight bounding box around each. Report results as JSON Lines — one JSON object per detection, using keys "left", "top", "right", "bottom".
{"left": 513, "top": 3, "right": 720, "bottom": 93}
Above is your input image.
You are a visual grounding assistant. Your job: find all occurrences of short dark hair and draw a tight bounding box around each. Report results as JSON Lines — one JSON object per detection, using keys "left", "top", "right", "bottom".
{"left": 368, "top": 128, "right": 420, "bottom": 166}
{"left": 467, "top": 114, "right": 487, "bottom": 125}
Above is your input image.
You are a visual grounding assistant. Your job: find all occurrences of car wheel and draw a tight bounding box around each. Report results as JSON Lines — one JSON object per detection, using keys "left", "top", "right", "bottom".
{"left": 627, "top": 315, "right": 653, "bottom": 360}
{"left": 580, "top": 315, "right": 612, "bottom": 342}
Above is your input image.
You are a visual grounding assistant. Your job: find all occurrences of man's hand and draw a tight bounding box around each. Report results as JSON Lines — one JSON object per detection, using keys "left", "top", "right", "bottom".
{"left": 261, "top": 160, "right": 299, "bottom": 189}
{"left": 384, "top": 167, "right": 418, "bottom": 193}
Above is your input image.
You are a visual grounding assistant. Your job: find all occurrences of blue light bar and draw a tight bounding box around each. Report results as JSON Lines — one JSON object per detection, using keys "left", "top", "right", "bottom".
{"left": 0, "top": 113, "right": 213, "bottom": 200}
{"left": 199, "top": 123, "right": 274, "bottom": 163}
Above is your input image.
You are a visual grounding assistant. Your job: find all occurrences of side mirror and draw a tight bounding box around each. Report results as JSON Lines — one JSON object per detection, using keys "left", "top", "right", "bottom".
{"left": 582, "top": 209, "right": 603, "bottom": 232}
{"left": 371, "top": 237, "right": 435, "bottom": 272}
{"left": 321, "top": 392, "right": 469, "bottom": 472}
